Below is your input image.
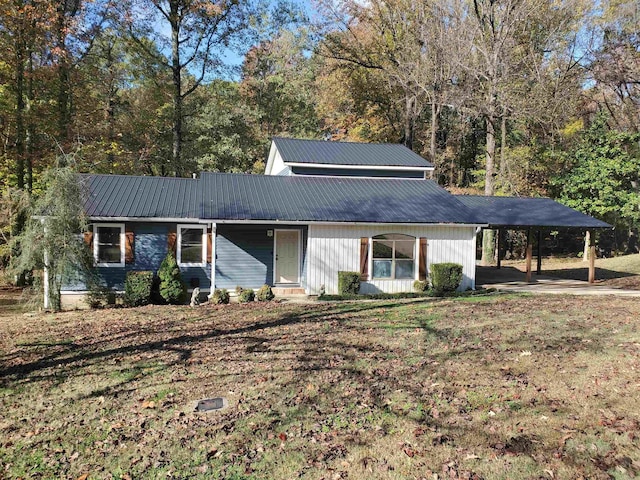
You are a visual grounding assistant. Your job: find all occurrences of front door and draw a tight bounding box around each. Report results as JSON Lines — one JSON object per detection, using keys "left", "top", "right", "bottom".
{"left": 275, "top": 230, "right": 300, "bottom": 284}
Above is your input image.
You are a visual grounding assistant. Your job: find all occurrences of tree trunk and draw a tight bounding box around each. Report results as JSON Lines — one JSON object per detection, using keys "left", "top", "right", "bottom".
{"left": 26, "top": 40, "right": 35, "bottom": 193}
{"left": 404, "top": 93, "right": 415, "bottom": 150}
{"left": 430, "top": 101, "right": 438, "bottom": 164}
{"left": 15, "top": 27, "right": 26, "bottom": 190}
{"left": 105, "top": 43, "right": 116, "bottom": 168}
{"left": 485, "top": 113, "right": 496, "bottom": 196}
{"left": 500, "top": 113, "right": 506, "bottom": 184}
{"left": 170, "top": 0, "right": 182, "bottom": 175}
{"left": 481, "top": 111, "right": 497, "bottom": 265}
{"left": 56, "top": 12, "right": 71, "bottom": 144}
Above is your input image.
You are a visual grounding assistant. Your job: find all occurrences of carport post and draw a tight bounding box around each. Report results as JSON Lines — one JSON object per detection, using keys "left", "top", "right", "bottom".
{"left": 588, "top": 230, "right": 596, "bottom": 284}
{"left": 496, "top": 228, "right": 501, "bottom": 269}
{"left": 525, "top": 228, "right": 533, "bottom": 283}
{"left": 536, "top": 229, "right": 542, "bottom": 275}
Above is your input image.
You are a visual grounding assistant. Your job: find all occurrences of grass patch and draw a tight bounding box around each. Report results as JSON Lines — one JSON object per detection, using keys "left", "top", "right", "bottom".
{"left": 1, "top": 296, "right": 639, "bottom": 478}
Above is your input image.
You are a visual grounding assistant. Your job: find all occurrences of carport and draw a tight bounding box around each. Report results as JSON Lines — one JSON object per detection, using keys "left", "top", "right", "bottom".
{"left": 456, "top": 196, "right": 612, "bottom": 284}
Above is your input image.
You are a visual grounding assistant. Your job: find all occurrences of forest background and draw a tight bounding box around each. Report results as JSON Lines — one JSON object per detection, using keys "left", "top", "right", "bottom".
{"left": 0, "top": 0, "right": 638, "bottom": 267}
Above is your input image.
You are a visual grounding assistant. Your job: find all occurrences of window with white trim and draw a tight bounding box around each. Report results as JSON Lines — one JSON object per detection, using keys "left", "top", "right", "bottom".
{"left": 372, "top": 234, "right": 415, "bottom": 279}
{"left": 94, "top": 223, "right": 125, "bottom": 267}
{"left": 177, "top": 224, "right": 207, "bottom": 266}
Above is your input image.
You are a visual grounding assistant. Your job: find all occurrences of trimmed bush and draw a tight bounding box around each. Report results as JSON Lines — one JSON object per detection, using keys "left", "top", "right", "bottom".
{"left": 210, "top": 288, "right": 230, "bottom": 305}
{"left": 413, "top": 280, "right": 429, "bottom": 292}
{"left": 238, "top": 287, "right": 255, "bottom": 303}
{"left": 430, "top": 263, "right": 463, "bottom": 295}
{"left": 158, "top": 252, "right": 186, "bottom": 304}
{"left": 338, "top": 271, "right": 360, "bottom": 295}
{"left": 257, "top": 284, "right": 275, "bottom": 301}
{"left": 124, "top": 271, "right": 154, "bottom": 307}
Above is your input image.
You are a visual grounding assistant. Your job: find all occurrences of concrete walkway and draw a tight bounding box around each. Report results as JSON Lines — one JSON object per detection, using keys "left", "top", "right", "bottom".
{"left": 476, "top": 266, "right": 640, "bottom": 297}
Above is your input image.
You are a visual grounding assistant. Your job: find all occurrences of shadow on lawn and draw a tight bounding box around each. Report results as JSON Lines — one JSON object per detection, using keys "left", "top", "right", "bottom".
{"left": 2, "top": 297, "right": 632, "bottom": 476}
{"left": 0, "top": 301, "right": 407, "bottom": 382}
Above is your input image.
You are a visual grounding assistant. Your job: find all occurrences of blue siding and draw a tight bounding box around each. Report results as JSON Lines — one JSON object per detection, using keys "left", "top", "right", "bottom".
{"left": 215, "top": 225, "right": 307, "bottom": 290}
{"left": 290, "top": 166, "right": 425, "bottom": 178}
{"left": 63, "top": 222, "right": 211, "bottom": 292}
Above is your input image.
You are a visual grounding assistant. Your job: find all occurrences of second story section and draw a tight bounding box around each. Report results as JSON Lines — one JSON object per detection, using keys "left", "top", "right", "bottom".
{"left": 265, "top": 137, "right": 434, "bottom": 179}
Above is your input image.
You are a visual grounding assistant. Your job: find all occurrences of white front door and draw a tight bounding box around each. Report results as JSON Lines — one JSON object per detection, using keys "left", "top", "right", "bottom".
{"left": 275, "top": 230, "right": 300, "bottom": 284}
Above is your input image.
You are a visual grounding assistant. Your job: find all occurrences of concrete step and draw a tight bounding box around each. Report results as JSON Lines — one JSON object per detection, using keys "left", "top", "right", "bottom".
{"left": 272, "top": 287, "right": 306, "bottom": 296}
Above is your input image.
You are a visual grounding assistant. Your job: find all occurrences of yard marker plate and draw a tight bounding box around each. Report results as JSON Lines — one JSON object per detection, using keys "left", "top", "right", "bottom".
{"left": 194, "top": 397, "right": 227, "bottom": 412}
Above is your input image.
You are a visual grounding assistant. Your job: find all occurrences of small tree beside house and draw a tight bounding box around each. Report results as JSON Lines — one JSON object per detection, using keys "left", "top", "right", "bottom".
{"left": 12, "top": 164, "right": 94, "bottom": 311}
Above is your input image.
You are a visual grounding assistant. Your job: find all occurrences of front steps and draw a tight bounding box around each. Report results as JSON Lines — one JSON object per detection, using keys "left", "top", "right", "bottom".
{"left": 272, "top": 287, "right": 307, "bottom": 297}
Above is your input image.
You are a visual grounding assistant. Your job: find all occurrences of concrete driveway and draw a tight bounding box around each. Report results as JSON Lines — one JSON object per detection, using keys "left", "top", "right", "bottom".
{"left": 476, "top": 266, "right": 640, "bottom": 297}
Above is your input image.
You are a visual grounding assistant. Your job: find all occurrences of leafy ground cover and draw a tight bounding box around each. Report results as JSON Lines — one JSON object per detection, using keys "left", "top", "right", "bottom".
{"left": 1, "top": 292, "right": 640, "bottom": 479}
{"left": 506, "top": 253, "right": 640, "bottom": 289}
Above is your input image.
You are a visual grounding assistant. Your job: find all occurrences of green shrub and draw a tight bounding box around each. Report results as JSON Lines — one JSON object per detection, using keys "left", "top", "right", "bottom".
{"left": 158, "top": 252, "right": 186, "bottom": 304}
{"left": 257, "top": 284, "right": 275, "bottom": 301}
{"left": 86, "top": 285, "right": 114, "bottom": 308}
{"left": 413, "top": 280, "right": 429, "bottom": 292}
{"left": 210, "top": 288, "right": 230, "bottom": 305}
{"left": 237, "top": 287, "right": 255, "bottom": 303}
{"left": 430, "top": 263, "right": 463, "bottom": 295}
{"left": 124, "top": 271, "right": 154, "bottom": 307}
{"left": 338, "top": 271, "right": 360, "bottom": 294}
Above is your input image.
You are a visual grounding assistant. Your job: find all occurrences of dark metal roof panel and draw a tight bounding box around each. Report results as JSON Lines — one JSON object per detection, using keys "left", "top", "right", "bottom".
{"left": 200, "top": 173, "right": 478, "bottom": 224}
{"left": 455, "top": 195, "right": 611, "bottom": 229}
{"left": 272, "top": 137, "right": 433, "bottom": 168}
{"left": 82, "top": 174, "right": 201, "bottom": 218}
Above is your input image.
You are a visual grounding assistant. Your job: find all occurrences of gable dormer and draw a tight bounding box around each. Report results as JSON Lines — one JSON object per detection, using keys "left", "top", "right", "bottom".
{"left": 265, "top": 137, "right": 434, "bottom": 179}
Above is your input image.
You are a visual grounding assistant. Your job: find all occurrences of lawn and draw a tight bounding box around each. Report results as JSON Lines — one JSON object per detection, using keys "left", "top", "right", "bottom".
{"left": 1, "top": 293, "right": 640, "bottom": 479}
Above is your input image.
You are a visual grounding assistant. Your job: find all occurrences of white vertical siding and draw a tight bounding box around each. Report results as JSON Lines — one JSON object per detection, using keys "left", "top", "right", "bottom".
{"left": 271, "top": 150, "right": 291, "bottom": 176}
{"left": 307, "top": 224, "right": 477, "bottom": 295}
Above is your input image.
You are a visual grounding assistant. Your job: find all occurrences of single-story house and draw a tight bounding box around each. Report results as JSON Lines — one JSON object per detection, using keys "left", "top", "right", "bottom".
{"left": 58, "top": 138, "right": 609, "bottom": 307}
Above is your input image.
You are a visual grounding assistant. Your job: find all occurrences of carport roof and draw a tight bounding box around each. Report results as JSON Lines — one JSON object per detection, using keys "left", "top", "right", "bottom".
{"left": 455, "top": 195, "right": 611, "bottom": 229}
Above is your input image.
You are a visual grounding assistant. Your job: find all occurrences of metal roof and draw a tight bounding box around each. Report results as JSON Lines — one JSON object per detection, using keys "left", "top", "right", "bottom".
{"left": 81, "top": 173, "right": 611, "bottom": 229}
{"left": 272, "top": 137, "right": 433, "bottom": 168}
{"left": 81, "top": 174, "right": 201, "bottom": 218}
{"left": 199, "top": 173, "right": 477, "bottom": 224}
{"left": 456, "top": 195, "right": 611, "bottom": 229}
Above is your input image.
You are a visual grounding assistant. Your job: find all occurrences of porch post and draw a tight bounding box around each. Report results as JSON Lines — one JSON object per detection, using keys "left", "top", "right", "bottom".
{"left": 536, "top": 229, "right": 542, "bottom": 275}
{"left": 525, "top": 228, "right": 533, "bottom": 283}
{"left": 207, "top": 222, "right": 217, "bottom": 299}
{"left": 588, "top": 229, "right": 596, "bottom": 284}
{"left": 496, "top": 228, "right": 502, "bottom": 269}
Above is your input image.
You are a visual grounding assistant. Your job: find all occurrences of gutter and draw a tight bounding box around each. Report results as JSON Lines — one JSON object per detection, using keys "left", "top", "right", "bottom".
{"left": 86, "top": 216, "right": 486, "bottom": 228}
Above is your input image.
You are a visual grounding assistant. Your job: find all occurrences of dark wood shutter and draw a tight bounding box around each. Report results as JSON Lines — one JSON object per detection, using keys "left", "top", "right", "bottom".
{"left": 167, "top": 226, "right": 177, "bottom": 256}
{"left": 206, "top": 231, "right": 213, "bottom": 263}
{"left": 125, "top": 231, "right": 135, "bottom": 264}
{"left": 83, "top": 231, "right": 93, "bottom": 249}
{"left": 359, "top": 237, "right": 369, "bottom": 280}
{"left": 419, "top": 238, "right": 428, "bottom": 281}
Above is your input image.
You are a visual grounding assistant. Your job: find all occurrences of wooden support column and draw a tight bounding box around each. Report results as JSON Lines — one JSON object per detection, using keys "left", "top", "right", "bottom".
{"left": 536, "top": 229, "right": 542, "bottom": 275}
{"left": 588, "top": 229, "right": 596, "bottom": 284}
{"left": 496, "top": 228, "right": 502, "bottom": 269}
{"left": 525, "top": 228, "right": 533, "bottom": 283}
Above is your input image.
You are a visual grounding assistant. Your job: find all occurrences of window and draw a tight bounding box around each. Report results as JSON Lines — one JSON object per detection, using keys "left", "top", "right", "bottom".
{"left": 94, "top": 223, "right": 125, "bottom": 267}
{"left": 372, "top": 234, "right": 415, "bottom": 279}
{"left": 177, "top": 224, "right": 207, "bottom": 266}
